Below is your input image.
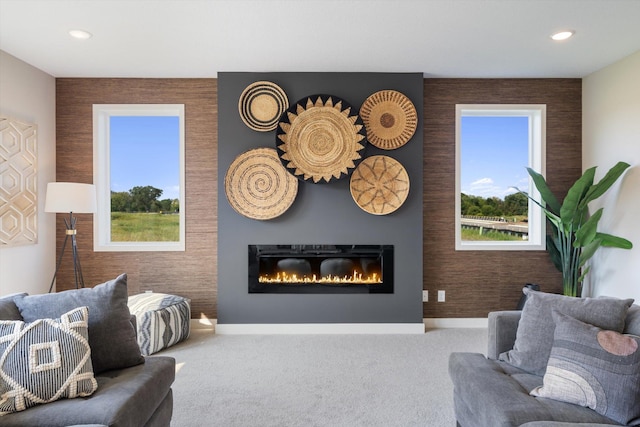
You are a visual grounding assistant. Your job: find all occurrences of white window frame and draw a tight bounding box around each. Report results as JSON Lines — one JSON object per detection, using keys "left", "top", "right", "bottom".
{"left": 93, "top": 104, "right": 185, "bottom": 252}
{"left": 455, "top": 104, "right": 546, "bottom": 251}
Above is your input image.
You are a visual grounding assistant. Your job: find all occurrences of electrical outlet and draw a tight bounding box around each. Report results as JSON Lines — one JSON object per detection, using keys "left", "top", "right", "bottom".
{"left": 437, "top": 290, "right": 445, "bottom": 302}
{"left": 422, "top": 290, "right": 429, "bottom": 302}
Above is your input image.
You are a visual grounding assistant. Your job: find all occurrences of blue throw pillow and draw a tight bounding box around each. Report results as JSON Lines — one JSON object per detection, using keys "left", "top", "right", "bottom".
{"left": 0, "top": 294, "right": 26, "bottom": 321}
{"left": 499, "top": 288, "right": 634, "bottom": 376}
{"left": 15, "top": 274, "right": 143, "bottom": 374}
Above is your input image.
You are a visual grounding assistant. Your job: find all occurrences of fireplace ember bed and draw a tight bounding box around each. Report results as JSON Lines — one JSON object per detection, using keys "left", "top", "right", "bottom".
{"left": 248, "top": 245, "right": 394, "bottom": 294}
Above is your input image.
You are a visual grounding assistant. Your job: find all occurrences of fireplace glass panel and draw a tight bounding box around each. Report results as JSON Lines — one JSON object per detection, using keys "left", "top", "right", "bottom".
{"left": 248, "top": 245, "right": 394, "bottom": 294}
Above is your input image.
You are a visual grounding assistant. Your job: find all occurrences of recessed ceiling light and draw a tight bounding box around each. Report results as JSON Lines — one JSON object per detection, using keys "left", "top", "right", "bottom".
{"left": 550, "top": 30, "right": 574, "bottom": 41}
{"left": 68, "top": 29, "right": 92, "bottom": 40}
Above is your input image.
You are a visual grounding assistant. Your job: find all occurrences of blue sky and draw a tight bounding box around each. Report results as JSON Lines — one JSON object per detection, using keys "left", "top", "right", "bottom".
{"left": 460, "top": 116, "right": 530, "bottom": 199}
{"left": 110, "top": 116, "right": 180, "bottom": 200}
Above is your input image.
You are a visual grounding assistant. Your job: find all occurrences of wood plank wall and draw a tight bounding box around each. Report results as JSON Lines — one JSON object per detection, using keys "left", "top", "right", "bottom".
{"left": 423, "top": 79, "right": 582, "bottom": 317}
{"left": 55, "top": 79, "right": 218, "bottom": 319}
{"left": 55, "top": 77, "right": 580, "bottom": 319}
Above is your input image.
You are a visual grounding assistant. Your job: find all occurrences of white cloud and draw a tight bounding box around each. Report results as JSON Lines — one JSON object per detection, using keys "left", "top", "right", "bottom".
{"left": 464, "top": 177, "right": 519, "bottom": 199}
{"left": 471, "top": 177, "right": 493, "bottom": 186}
{"left": 467, "top": 177, "right": 501, "bottom": 197}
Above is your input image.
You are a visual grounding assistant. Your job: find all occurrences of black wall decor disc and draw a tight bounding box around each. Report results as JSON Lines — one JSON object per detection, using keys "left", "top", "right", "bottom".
{"left": 276, "top": 94, "right": 367, "bottom": 184}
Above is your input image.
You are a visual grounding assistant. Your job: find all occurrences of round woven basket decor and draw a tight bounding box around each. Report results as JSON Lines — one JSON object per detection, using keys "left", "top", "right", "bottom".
{"left": 359, "top": 90, "right": 417, "bottom": 150}
{"left": 276, "top": 94, "right": 367, "bottom": 184}
{"left": 238, "top": 81, "right": 289, "bottom": 132}
{"left": 224, "top": 147, "right": 298, "bottom": 220}
{"left": 350, "top": 155, "right": 410, "bottom": 215}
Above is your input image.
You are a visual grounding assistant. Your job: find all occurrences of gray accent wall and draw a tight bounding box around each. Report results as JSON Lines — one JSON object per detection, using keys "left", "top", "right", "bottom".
{"left": 218, "top": 72, "right": 423, "bottom": 324}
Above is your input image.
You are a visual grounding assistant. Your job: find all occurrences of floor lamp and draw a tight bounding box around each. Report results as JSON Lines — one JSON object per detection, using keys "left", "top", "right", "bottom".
{"left": 45, "top": 182, "right": 97, "bottom": 292}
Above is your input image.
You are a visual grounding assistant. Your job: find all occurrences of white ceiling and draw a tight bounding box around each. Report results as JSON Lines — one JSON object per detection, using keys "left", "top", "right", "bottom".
{"left": 1, "top": 0, "right": 640, "bottom": 78}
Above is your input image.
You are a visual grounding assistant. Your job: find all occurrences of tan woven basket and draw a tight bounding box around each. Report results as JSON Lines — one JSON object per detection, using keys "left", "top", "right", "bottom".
{"left": 224, "top": 147, "right": 298, "bottom": 220}
{"left": 276, "top": 95, "right": 367, "bottom": 183}
{"left": 350, "top": 155, "right": 410, "bottom": 215}
{"left": 359, "top": 90, "right": 417, "bottom": 150}
{"left": 238, "top": 81, "right": 289, "bottom": 132}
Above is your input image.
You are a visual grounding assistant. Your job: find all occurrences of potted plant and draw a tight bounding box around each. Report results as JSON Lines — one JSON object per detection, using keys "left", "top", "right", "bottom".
{"left": 518, "top": 161, "right": 633, "bottom": 297}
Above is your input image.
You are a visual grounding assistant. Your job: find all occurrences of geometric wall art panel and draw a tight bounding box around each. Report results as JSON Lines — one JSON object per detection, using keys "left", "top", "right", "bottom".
{"left": 0, "top": 116, "right": 38, "bottom": 246}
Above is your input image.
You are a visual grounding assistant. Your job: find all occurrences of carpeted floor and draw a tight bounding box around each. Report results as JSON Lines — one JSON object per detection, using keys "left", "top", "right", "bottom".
{"left": 161, "top": 328, "right": 487, "bottom": 427}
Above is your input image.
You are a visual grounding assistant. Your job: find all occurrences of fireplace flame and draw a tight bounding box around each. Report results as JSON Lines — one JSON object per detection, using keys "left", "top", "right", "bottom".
{"left": 258, "top": 270, "right": 382, "bottom": 285}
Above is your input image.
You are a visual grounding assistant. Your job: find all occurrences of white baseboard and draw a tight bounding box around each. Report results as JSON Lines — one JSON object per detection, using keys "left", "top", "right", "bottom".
{"left": 423, "top": 318, "right": 488, "bottom": 329}
{"left": 215, "top": 323, "right": 425, "bottom": 334}
{"left": 191, "top": 318, "right": 487, "bottom": 333}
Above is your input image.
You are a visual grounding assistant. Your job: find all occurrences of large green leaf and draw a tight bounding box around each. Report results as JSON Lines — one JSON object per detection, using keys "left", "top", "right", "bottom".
{"left": 524, "top": 162, "right": 632, "bottom": 296}
{"left": 542, "top": 209, "right": 561, "bottom": 228}
{"left": 546, "top": 234, "right": 562, "bottom": 271}
{"left": 581, "top": 162, "right": 630, "bottom": 208}
{"left": 579, "top": 238, "right": 602, "bottom": 267}
{"left": 526, "top": 168, "right": 560, "bottom": 214}
{"left": 560, "top": 167, "right": 595, "bottom": 227}
{"left": 595, "top": 232, "right": 633, "bottom": 249}
{"left": 578, "top": 265, "right": 591, "bottom": 284}
{"left": 574, "top": 208, "right": 603, "bottom": 247}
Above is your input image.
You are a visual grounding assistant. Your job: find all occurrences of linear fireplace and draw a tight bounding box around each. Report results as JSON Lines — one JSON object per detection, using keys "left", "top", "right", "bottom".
{"left": 248, "top": 245, "right": 394, "bottom": 294}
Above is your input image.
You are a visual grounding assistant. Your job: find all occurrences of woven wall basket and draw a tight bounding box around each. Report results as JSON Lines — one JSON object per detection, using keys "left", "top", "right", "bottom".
{"left": 276, "top": 94, "right": 367, "bottom": 184}
{"left": 225, "top": 147, "right": 298, "bottom": 220}
{"left": 359, "top": 90, "right": 417, "bottom": 150}
{"left": 238, "top": 81, "right": 289, "bottom": 132}
{"left": 350, "top": 155, "right": 410, "bottom": 215}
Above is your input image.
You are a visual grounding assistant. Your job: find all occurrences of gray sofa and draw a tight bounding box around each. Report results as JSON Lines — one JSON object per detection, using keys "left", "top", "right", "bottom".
{"left": 449, "top": 301, "right": 640, "bottom": 427}
{"left": 0, "top": 274, "right": 175, "bottom": 426}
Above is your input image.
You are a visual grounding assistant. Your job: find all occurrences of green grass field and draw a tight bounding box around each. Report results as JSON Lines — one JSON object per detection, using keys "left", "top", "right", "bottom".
{"left": 111, "top": 212, "right": 179, "bottom": 242}
{"left": 461, "top": 228, "right": 523, "bottom": 241}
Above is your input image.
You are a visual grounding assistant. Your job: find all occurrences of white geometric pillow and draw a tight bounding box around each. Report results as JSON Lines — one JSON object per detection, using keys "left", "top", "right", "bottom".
{"left": 0, "top": 306, "right": 97, "bottom": 415}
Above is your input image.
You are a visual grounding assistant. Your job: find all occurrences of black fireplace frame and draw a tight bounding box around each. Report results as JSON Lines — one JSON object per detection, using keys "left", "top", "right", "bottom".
{"left": 248, "top": 245, "right": 394, "bottom": 294}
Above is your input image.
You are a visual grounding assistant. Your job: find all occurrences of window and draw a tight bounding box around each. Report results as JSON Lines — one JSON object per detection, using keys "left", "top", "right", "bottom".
{"left": 455, "top": 104, "right": 546, "bottom": 251}
{"left": 93, "top": 104, "right": 185, "bottom": 251}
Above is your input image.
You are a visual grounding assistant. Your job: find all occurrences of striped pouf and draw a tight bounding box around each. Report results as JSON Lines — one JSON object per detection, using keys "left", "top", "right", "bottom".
{"left": 127, "top": 293, "right": 191, "bottom": 356}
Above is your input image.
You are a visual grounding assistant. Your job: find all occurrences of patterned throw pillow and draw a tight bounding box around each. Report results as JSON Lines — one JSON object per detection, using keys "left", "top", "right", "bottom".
{"left": 499, "top": 288, "right": 634, "bottom": 375}
{"left": 15, "top": 274, "right": 144, "bottom": 374}
{"left": 531, "top": 311, "right": 640, "bottom": 425}
{"left": 0, "top": 306, "right": 97, "bottom": 415}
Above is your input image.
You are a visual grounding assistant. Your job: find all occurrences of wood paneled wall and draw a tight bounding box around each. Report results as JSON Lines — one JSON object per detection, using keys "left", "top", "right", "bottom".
{"left": 54, "top": 77, "right": 581, "bottom": 320}
{"left": 55, "top": 79, "right": 217, "bottom": 319}
{"left": 423, "top": 79, "right": 582, "bottom": 317}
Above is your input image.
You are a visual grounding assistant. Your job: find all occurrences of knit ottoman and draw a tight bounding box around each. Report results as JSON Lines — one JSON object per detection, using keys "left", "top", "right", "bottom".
{"left": 127, "top": 292, "right": 191, "bottom": 355}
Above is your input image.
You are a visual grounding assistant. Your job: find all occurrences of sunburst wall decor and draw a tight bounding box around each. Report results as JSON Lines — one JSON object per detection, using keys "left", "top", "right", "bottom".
{"left": 276, "top": 94, "right": 367, "bottom": 184}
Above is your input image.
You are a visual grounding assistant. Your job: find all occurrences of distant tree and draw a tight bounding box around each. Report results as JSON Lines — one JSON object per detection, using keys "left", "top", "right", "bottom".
{"left": 481, "top": 204, "right": 497, "bottom": 216}
{"left": 461, "top": 193, "right": 527, "bottom": 217}
{"left": 503, "top": 192, "right": 528, "bottom": 216}
{"left": 158, "top": 199, "right": 173, "bottom": 212}
{"left": 111, "top": 191, "right": 132, "bottom": 212}
{"left": 484, "top": 196, "right": 503, "bottom": 215}
{"left": 461, "top": 193, "right": 474, "bottom": 215}
{"left": 129, "top": 186, "right": 163, "bottom": 212}
{"left": 466, "top": 205, "right": 482, "bottom": 215}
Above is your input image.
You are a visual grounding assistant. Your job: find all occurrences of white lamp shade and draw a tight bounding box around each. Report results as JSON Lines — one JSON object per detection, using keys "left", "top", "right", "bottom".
{"left": 45, "top": 182, "right": 97, "bottom": 213}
